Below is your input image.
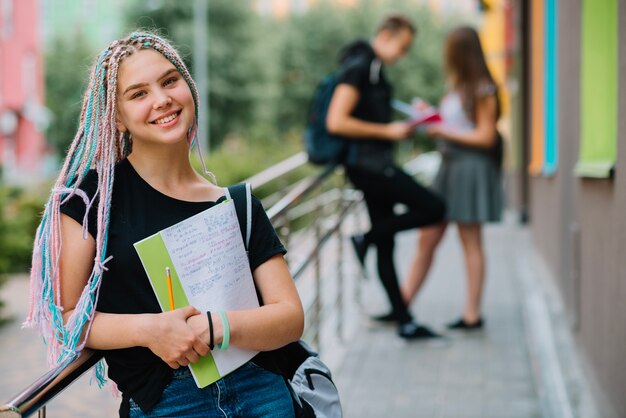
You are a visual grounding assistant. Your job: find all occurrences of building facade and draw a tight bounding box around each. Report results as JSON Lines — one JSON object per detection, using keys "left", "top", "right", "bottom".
{"left": 0, "top": 0, "right": 47, "bottom": 183}
{"left": 509, "top": 0, "right": 625, "bottom": 416}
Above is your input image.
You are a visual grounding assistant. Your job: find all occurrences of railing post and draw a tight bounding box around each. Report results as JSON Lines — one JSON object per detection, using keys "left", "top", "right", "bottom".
{"left": 312, "top": 187, "right": 322, "bottom": 351}
{"left": 38, "top": 406, "right": 46, "bottom": 418}
{"left": 278, "top": 177, "right": 292, "bottom": 250}
{"left": 335, "top": 168, "right": 344, "bottom": 342}
{"left": 280, "top": 215, "right": 291, "bottom": 255}
{"left": 353, "top": 192, "right": 364, "bottom": 309}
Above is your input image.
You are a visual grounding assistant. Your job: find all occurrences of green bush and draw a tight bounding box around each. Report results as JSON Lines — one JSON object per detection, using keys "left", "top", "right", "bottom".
{"left": 0, "top": 188, "right": 44, "bottom": 272}
{"left": 44, "top": 35, "right": 95, "bottom": 155}
{"left": 0, "top": 185, "right": 46, "bottom": 325}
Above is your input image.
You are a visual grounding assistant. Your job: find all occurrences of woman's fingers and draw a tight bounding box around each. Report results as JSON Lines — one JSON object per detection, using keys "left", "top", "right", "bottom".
{"left": 147, "top": 309, "right": 210, "bottom": 368}
{"left": 185, "top": 351, "right": 199, "bottom": 365}
{"left": 172, "top": 344, "right": 202, "bottom": 368}
{"left": 194, "top": 339, "right": 210, "bottom": 356}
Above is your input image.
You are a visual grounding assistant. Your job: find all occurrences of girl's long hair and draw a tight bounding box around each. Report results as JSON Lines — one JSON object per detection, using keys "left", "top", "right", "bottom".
{"left": 445, "top": 26, "right": 501, "bottom": 122}
{"left": 25, "top": 32, "right": 212, "bottom": 383}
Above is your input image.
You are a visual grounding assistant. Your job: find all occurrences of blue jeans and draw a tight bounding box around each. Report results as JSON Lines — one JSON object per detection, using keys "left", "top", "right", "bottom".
{"left": 129, "top": 361, "right": 294, "bottom": 417}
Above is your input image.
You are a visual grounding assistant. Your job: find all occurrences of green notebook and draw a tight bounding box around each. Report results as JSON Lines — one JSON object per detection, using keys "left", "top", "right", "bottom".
{"left": 134, "top": 199, "right": 259, "bottom": 388}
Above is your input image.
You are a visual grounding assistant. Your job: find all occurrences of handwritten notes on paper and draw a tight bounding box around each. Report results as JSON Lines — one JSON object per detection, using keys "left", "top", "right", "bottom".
{"left": 159, "top": 201, "right": 258, "bottom": 312}
{"left": 133, "top": 200, "right": 259, "bottom": 386}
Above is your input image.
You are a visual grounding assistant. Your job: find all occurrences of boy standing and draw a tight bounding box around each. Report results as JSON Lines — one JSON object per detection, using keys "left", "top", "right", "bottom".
{"left": 326, "top": 14, "right": 446, "bottom": 339}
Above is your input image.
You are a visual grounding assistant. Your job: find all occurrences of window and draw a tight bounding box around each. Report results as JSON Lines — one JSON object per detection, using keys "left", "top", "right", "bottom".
{"left": 0, "top": 46, "right": 3, "bottom": 107}
{"left": 575, "top": 0, "right": 618, "bottom": 178}
{"left": 1, "top": 0, "right": 13, "bottom": 40}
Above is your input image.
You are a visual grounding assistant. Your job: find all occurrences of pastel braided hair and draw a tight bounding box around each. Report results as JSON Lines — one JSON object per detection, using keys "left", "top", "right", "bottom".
{"left": 25, "top": 32, "right": 213, "bottom": 384}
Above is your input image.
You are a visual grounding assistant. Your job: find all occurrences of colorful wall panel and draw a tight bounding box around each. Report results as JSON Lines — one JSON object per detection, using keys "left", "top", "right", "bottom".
{"left": 575, "top": 0, "right": 617, "bottom": 178}
{"left": 528, "top": 0, "right": 545, "bottom": 175}
{"left": 543, "top": 0, "right": 558, "bottom": 175}
{"left": 529, "top": 0, "right": 559, "bottom": 176}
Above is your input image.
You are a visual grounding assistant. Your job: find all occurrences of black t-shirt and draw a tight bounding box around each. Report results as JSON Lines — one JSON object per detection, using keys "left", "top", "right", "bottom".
{"left": 60, "top": 159, "right": 286, "bottom": 413}
{"left": 337, "top": 40, "right": 394, "bottom": 172}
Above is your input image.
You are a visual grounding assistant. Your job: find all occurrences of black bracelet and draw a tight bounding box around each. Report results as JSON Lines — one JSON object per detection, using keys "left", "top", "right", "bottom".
{"left": 207, "top": 311, "right": 215, "bottom": 351}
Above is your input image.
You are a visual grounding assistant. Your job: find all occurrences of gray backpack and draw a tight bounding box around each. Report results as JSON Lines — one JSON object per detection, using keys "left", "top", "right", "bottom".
{"left": 225, "top": 184, "right": 343, "bottom": 418}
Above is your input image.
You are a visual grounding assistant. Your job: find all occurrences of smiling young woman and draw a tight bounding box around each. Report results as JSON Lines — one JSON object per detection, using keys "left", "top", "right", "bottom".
{"left": 26, "top": 32, "right": 304, "bottom": 418}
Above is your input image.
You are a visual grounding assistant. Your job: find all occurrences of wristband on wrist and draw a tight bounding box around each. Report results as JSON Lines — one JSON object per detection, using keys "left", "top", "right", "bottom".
{"left": 207, "top": 311, "right": 215, "bottom": 351}
{"left": 218, "top": 311, "right": 230, "bottom": 351}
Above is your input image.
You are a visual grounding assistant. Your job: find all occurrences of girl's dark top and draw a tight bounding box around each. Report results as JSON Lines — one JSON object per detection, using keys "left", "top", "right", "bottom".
{"left": 60, "top": 159, "right": 286, "bottom": 413}
{"left": 337, "top": 40, "right": 394, "bottom": 172}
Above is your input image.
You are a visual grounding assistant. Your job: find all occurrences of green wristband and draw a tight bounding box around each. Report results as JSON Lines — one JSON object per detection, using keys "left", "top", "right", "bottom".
{"left": 218, "top": 311, "right": 230, "bottom": 351}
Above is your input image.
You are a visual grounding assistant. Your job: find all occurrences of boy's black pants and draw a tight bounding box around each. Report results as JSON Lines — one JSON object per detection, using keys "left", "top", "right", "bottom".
{"left": 346, "top": 164, "right": 446, "bottom": 323}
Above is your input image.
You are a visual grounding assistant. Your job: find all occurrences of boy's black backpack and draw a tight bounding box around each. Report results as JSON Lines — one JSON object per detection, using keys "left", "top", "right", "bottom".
{"left": 225, "top": 183, "right": 343, "bottom": 418}
{"left": 303, "top": 74, "right": 348, "bottom": 165}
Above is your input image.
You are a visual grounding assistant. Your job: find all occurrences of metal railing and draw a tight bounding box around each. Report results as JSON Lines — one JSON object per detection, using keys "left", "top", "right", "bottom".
{"left": 0, "top": 152, "right": 364, "bottom": 418}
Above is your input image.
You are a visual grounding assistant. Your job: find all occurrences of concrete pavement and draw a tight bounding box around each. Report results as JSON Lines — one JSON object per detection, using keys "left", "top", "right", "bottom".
{"left": 333, "top": 220, "right": 543, "bottom": 418}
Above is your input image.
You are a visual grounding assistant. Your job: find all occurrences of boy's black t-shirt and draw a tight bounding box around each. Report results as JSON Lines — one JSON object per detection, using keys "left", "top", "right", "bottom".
{"left": 60, "top": 159, "right": 286, "bottom": 413}
{"left": 337, "top": 40, "right": 394, "bottom": 172}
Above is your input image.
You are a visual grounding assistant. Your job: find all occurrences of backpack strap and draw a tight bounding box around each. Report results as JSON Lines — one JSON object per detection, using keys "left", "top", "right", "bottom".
{"left": 224, "top": 183, "right": 252, "bottom": 251}
{"left": 226, "top": 184, "right": 322, "bottom": 418}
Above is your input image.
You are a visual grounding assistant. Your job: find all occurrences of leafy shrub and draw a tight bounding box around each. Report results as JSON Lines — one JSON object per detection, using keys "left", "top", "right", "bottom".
{"left": 0, "top": 185, "right": 46, "bottom": 325}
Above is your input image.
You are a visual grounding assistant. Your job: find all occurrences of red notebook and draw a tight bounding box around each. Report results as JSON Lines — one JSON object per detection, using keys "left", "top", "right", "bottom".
{"left": 406, "top": 111, "right": 442, "bottom": 128}
{"left": 391, "top": 99, "right": 442, "bottom": 128}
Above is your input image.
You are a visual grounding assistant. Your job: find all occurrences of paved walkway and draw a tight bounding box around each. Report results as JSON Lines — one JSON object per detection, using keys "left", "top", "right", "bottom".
{"left": 334, "top": 221, "right": 543, "bottom": 418}
{"left": 0, "top": 218, "right": 574, "bottom": 417}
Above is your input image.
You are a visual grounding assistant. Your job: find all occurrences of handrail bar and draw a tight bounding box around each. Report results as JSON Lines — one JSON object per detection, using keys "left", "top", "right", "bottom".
{"left": 244, "top": 152, "right": 309, "bottom": 190}
{"left": 0, "top": 350, "right": 103, "bottom": 418}
{"left": 267, "top": 162, "right": 337, "bottom": 222}
{"left": 279, "top": 188, "right": 344, "bottom": 221}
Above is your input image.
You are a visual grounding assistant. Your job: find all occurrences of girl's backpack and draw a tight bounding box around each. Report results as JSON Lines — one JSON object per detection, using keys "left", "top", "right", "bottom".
{"left": 225, "top": 183, "right": 343, "bottom": 418}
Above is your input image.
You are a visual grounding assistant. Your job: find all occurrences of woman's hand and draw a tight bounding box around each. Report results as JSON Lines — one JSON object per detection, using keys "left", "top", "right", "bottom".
{"left": 142, "top": 306, "right": 210, "bottom": 369}
{"left": 425, "top": 123, "right": 445, "bottom": 138}
{"left": 187, "top": 312, "right": 223, "bottom": 349}
{"left": 424, "top": 95, "right": 497, "bottom": 148}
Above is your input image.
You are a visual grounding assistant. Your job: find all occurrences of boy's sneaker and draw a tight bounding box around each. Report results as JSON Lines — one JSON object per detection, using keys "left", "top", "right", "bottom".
{"left": 398, "top": 321, "right": 441, "bottom": 340}
{"left": 371, "top": 311, "right": 398, "bottom": 323}
{"left": 367, "top": 311, "right": 400, "bottom": 328}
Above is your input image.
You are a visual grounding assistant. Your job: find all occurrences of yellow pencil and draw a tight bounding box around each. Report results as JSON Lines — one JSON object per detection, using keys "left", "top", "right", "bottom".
{"left": 166, "top": 267, "right": 175, "bottom": 311}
